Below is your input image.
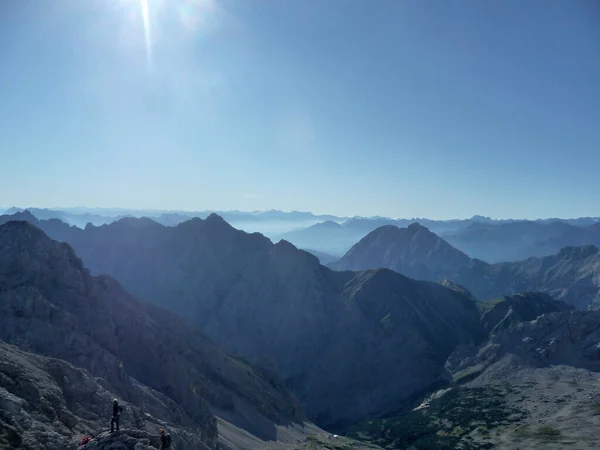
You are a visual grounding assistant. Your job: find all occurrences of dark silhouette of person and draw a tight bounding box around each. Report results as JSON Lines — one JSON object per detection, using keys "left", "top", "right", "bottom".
{"left": 159, "top": 428, "right": 172, "bottom": 449}
{"left": 111, "top": 399, "right": 122, "bottom": 432}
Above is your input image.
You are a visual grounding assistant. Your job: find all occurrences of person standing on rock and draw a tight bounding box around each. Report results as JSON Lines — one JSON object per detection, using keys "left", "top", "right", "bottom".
{"left": 110, "top": 399, "right": 123, "bottom": 432}
{"left": 159, "top": 429, "right": 172, "bottom": 449}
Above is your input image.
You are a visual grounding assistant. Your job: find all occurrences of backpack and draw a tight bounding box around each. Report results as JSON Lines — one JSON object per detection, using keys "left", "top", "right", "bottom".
{"left": 165, "top": 433, "right": 172, "bottom": 447}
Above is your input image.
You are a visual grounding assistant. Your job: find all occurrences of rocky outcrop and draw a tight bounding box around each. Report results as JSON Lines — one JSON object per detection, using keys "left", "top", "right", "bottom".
{"left": 0, "top": 220, "right": 305, "bottom": 448}
{"left": 446, "top": 310, "right": 600, "bottom": 381}
{"left": 0, "top": 340, "right": 211, "bottom": 450}
{"left": 0, "top": 216, "right": 487, "bottom": 428}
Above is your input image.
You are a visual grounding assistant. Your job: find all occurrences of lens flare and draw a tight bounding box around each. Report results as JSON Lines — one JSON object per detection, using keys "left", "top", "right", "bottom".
{"left": 139, "top": 0, "right": 152, "bottom": 69}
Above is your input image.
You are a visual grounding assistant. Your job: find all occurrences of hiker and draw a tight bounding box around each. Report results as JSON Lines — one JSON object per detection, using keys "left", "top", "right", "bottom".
{"left": 110, "top": 399, "right": 123, "bottom": 432}
{"left": 159, "top": 428, "right": 172, "bottom": 449}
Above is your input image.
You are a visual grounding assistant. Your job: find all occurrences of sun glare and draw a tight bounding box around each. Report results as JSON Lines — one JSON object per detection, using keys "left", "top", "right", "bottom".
{"left": 139, "top": 0, "right": 152, "bottom": 68}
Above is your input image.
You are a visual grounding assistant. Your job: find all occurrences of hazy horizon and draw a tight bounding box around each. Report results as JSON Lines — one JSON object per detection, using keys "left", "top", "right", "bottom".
{"left": 2, "top": 204, "right": 600, "bottom": 223}
{"left": 1, "top": 1, "right": 599, "bottom": 219}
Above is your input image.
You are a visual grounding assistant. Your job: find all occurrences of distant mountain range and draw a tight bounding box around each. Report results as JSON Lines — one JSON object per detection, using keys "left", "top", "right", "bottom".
{"left": 331, "top": 223, "right": 600, "bottom": 310}
{"left": 0, "top": 206, "right": 347, "bottom": 231}
{"left": 4, "top": 207, "right": 598, "bottom": 262}
{"left": 277, "top": 216, "right": 600, "bottom": 261}
{"left": 441, "top": 220, "right": 600, "bottom": 262}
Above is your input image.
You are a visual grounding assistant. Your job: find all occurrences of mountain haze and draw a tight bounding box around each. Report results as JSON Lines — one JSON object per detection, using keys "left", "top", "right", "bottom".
{"left": 441, "top": 220, "right": 600, "bottom": 263}
{"left": 331, "top": 224, "right": 600, "bottom": 310}
{"left": 1, "top": 213, "right": 488, "bottom": 428}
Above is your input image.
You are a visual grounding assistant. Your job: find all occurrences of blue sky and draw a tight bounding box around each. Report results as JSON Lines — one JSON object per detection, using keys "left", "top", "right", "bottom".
{"left": 1, "top": 0, "right": 598, "bottom": 219}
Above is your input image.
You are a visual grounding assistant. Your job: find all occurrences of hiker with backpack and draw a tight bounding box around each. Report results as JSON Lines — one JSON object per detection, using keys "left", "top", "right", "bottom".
{"left": 159, "top": 428, "right": 172, "bottom": 449}
{"left": 110, "top": 399, "right": 123, "bottom": 432}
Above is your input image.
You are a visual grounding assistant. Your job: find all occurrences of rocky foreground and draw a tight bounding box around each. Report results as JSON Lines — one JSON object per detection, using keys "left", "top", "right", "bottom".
{"left": 0, "top": 340, "right": 212, "bottom": 449}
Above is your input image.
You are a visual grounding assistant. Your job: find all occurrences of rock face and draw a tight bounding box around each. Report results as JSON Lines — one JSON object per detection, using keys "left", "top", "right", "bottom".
{"left": 328, "top": 223, "right": 600, "bottom": 310}
{"left": 0, "top": 220, "right": 305, "bottom": 448}
{"left": 1, "top": 216, "right": 487, "bottom": 428}
{"left": 480, "top": 245, "right": 600, "bottom": 310}
{"left": 330, "top": 223, "right": 472, "bottom": 281}
{"left": 447, "top": 310, "right": 600, "bottom": 378}
{"left": 0, "top": 341, "right": 211, "bottom": 450}
{"left": 477, "top": 292, "right": 573, "bottom": 334}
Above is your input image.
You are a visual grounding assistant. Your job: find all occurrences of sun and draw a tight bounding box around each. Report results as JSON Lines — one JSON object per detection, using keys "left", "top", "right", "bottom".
{"left": 139, "top": 0, "right": 152, "bottom": 68}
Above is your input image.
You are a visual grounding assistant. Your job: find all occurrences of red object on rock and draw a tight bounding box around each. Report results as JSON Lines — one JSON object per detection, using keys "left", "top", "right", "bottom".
{"left": 80, "top": 436, "right": 92, "bottom": 445}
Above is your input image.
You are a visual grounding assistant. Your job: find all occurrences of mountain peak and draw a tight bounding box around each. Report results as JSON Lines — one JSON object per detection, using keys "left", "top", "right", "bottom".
{"left": 313, "top": 220, "right": 343, "bottom": 230}
{"left": 0, "top": 218, "right": 40, "bottom": 233}
{"left": 407, "top": 222, "right": 428, "bottom": 232}
{"left": 111, "top": 216, "right": 162, "bottom": 229}
{"left": 1, "top": 209, "right": 39, "bottom": 224}
{"left": 332, "top": 222, "right": 471, "bottom": 281}
{"left": 0, "top": 220, "right": 87, "bottom": 295}
{"left": 206, "top": 212, "right": 226, "bottom": 222}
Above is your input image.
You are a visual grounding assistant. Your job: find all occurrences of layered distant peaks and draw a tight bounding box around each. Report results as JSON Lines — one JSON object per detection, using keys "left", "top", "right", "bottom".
{"left": 0, "top": 209, "right": 38, "bottom": 226}
{"left": 313, "top": 220, "right": 344, "bottom": 230}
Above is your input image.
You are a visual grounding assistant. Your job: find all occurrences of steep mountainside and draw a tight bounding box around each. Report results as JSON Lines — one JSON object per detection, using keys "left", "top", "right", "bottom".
{"left": 329, "top": 224, "right": 600, "bottom": 310}
{"left": 330, "top": 223, "right": 472, "bottom": 281}
{"left": 0, "top": 221, "right": 311, "bottom": 448}
{"left": 4, "top": 214, "right": 488, "bottom": 428}
{"left": 441, "top": 220, "right": 600, "bottom": 263}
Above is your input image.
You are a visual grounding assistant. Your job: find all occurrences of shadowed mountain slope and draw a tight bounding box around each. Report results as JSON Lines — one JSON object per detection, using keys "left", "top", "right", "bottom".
{"left": 0, "top": 220, "right": 309, "bottom": 448}
{"left": 0, "top": 214, "right": 487, "bottom": 428}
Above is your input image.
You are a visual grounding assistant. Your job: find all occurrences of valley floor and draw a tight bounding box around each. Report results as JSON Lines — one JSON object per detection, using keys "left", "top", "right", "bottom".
{"left": 348, "top": 361, "right": 600, "bottom": 450}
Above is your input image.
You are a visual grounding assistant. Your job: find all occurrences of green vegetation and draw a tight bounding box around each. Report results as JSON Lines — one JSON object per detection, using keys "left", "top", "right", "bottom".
{"left": 475, "top": 297, "right": 505, "bottom": 315}
{"left": 516, "top": 424, "right": 561, "bottom": 441}
{"left": 346, "top": 386, "right": 527, "bottom": 449}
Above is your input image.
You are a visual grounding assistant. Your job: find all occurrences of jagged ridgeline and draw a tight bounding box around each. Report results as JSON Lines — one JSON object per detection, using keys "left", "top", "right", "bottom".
{"left": 0, "top": 220, "right": 338, "bottom": 450}
{"left": 0, "top": 215, "right": 487, "bottom": 432}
